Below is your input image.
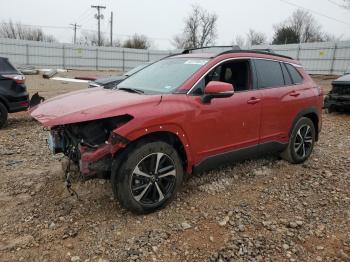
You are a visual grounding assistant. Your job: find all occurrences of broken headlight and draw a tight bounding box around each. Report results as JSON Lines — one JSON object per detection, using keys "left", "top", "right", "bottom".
{"left": 48, "top": 128, "right": 66, "bottom": 154}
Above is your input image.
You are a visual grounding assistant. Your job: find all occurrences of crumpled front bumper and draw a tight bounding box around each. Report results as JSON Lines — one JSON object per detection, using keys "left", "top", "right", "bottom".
{"left": 79, "top": 133, "right": 130, "bottom": 176}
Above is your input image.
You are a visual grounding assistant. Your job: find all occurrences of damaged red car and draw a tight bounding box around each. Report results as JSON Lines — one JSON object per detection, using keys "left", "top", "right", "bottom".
{"left": 31, "top": 49, "right": 323, "bottom": 214}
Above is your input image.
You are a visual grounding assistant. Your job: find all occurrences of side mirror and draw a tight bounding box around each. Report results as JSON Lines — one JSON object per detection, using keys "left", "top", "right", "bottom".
{"left": 202, "top": 81, "right": 234, "bottom": 103}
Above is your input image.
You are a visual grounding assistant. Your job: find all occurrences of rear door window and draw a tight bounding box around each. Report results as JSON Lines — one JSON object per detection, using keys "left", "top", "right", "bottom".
{"left": 254, "top": 59, "right": 285, "bottom": 89}
{"left": 0, "top": 58, "right": 17, "bottom": 74}
{"left": 281, "top": 63, "right": 292, "bottom": 86}
{"left": 285, "top": 64, "right": 303, "bottom": 84}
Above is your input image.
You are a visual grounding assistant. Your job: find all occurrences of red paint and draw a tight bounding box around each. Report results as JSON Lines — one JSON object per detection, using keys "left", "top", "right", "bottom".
{"left": 31, "top": 51, "right": 322, "bottom": 175}
{"left": 204, "top": 81, "right": 234, "bottom": 94}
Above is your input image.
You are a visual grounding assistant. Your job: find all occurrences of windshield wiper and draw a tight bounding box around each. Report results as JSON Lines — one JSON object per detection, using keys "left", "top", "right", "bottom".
{"left": 117, "top": 87, "right": 144, "bottom": 94}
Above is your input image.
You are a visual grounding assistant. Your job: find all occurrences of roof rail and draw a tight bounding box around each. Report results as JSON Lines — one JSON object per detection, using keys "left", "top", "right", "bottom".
{"left": 216, "top": 49, "right": 293, "bottom": 60}
{"left": 182, "top": 45, "right": 241, "bottom": 54}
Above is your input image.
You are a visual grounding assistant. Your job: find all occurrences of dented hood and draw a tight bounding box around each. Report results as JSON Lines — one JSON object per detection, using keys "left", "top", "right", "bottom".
{"left": 30, "top": 87, "right": 162, "bottom": 127}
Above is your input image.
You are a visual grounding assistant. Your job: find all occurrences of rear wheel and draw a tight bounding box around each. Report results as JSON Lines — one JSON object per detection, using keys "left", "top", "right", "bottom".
{"left": 112, "top": 140, "right": 184, "bottom": 214}
{"left": 0, "top": 103, "right": 8, "bottom": 129}
{"left": 281, "top": 117, "right": 315, "bottom": 164}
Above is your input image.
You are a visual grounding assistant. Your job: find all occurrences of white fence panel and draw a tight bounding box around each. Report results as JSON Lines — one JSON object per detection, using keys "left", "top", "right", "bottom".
{"left": 1, "top": 38, "right": 349, "bottom": 75}
{"left": 253, "top": 40, "right": 350, "bottom": 75}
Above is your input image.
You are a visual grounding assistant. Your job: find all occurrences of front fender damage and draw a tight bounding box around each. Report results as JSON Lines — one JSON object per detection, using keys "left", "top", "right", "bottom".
{"left": 49, "top": 115, "right": 132, "bottom": 178}
{"left": 79, "top": 133, "right": 130, "bottom": 176}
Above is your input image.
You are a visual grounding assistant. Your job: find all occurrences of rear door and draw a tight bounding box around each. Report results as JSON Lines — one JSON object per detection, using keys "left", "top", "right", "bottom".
{"left": 254, "top": 59, "right": 301, "bottom": 145}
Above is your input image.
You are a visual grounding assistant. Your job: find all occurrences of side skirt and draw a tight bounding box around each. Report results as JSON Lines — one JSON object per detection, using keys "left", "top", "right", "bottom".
{"left": 192, "top": 141, "right": 287, "bottom": 174}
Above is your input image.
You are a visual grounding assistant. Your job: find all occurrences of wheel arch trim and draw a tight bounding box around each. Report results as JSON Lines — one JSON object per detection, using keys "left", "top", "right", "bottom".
{"left": 121, "top": 124, "right": 194, "bottom": 173}
{"left": 289, "top": 107, "right": 320, "bottom": 141}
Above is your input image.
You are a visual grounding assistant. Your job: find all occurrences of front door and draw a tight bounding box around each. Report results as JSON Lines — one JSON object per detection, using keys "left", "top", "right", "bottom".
{"left": 186, "top": 59, "right": 262, "bottom": 163}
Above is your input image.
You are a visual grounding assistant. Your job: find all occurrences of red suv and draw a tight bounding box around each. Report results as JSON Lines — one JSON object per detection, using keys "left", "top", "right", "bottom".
{"left": 31, "top": 49, "right": 323, "bottom": 214}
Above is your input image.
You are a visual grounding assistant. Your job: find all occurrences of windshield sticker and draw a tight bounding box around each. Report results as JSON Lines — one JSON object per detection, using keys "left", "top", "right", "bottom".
{"left": 184, "top": 60, "right": 208, "bottom": 65}
{"left": 164, "top": 85, "right": 173, "bottom": 89}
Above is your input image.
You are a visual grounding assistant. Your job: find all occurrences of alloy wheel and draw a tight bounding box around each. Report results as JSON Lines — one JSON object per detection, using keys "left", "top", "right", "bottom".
{"left": 294, "top": 124, "right": 313, "bottom": 158}
{"left": 130, "top": 153, "right": 176, "bottom": 205}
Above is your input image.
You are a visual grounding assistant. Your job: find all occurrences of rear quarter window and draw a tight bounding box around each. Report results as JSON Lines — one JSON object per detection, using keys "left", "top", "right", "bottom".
{"left": 254, "top": 59, "right": 285, "bottom": 88}
{"left": 0, "top": 58, "right": 17, "bottom": 74}
{"left": 285, "top": 63, "right": 303, "bottom": 84}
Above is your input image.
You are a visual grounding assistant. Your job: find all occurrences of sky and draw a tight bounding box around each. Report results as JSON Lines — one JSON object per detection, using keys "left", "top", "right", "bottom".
{"left": 1, "top": 0, "right": 349, "bottom": 49}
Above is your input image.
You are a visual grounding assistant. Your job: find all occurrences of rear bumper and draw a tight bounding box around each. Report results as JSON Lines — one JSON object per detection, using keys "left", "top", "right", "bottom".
{"left": 8, "top": 98, "right": 29, "bottom": 113}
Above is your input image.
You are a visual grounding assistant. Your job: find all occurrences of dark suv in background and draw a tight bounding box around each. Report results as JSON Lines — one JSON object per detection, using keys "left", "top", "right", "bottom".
{"left": 0, "top": 57, "right": 29, "bottom": 128}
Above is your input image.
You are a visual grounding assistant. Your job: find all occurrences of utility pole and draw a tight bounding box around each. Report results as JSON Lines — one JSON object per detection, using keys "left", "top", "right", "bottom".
{"left": 91, "top": 5, "right": 106, "bottom": 46}
{"left": 70, "top": 23, "right": 81, "bottom": 44}
{"left": 110, "top": 11, "right": 113, "bottom": 46}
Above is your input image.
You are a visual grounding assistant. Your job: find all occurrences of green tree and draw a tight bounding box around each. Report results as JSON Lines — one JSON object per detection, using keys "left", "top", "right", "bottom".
{"left": 272, "top": 26, "right": 300, "bottom": 44}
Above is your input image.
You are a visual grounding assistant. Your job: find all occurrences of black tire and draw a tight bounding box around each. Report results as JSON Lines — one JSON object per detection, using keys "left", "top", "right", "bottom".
{"left": 111, "top": 140, "right": 184, "bottom": 214}
{"left": 0, "top": 103, "right": 8, "bottom": 129}
{"left": 281, "top": 117, "right": 316, "bottom": 164}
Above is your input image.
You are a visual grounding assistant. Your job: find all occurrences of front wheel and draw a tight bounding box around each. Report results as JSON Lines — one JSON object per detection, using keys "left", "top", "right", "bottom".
{"left": 281, "top": 117, "right": 316, "bottom": 164}
{"left": 112, "top": 140, "right": 184, "bottom": 214}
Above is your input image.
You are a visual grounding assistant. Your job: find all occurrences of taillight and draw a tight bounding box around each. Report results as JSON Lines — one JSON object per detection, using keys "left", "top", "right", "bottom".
{"left": 3, "top": 74, "right": 25, "bottom": 84}
{"left": 20, "top": 101, "right": 29, "bottom": 108}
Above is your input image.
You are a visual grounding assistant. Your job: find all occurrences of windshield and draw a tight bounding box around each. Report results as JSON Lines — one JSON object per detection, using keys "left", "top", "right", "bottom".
{"left": 117, "top": 58, "right": 209, "bottom": 93}
{"left": 124, "top": 64, "right": 148, "bottom": 76}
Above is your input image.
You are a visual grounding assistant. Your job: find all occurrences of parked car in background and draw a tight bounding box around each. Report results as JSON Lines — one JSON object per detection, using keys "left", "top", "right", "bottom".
{"left": 89, "top": 63, "right": 149, "bottom": 89}
{"left": 31, "top": 48, "right": 323, "bottom": 214}
{"left": 324, "top": 66, "right": 350, "bottom": 113}
{"left": 0, "top": 57, "right": 29, "bottom": 128}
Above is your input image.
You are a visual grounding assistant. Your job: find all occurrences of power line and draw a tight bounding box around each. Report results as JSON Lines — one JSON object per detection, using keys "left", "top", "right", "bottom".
{"left": 70, "top": 23, "right": 81, "bottom": 44}
{"left": 1, "top": 22, "right": 70, "bottom": 30}
{"left": 75, "top": 7, "right": 92, "bottom": 22}
{"left": 328, "top": 0, "right": 350, "bottom": 9}
{"left": 76, "top": 9, "right": 95, "bottom": 25}
{"left": 1, "top": 21, "right": 171, "bottom": 42}
{"left": 91, "top": 5, "right": 106, "bottom": 46}
{"left": 279, "top": 0, "right": 350, "bottom": 26}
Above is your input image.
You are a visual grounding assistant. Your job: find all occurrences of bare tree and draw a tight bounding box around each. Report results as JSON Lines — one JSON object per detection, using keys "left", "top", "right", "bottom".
{"left": 173, "top": 5, "right": 218, "bottom": 49}
{"left": 172, "top": 35, "right": 188, "bottom": 49}
{"left": 232, "top": 35, "right": 246, "bottom": 48}
{"left": 288, "top": 9, "right": 325, "bottom": 42}
{"left": 122, "top": 34, "right": 151, "bottom": 49}
{"left": 345, "top": 0, "right": 350, "bottom": 8}
{"left": 323, "top": 34, "right": 344, "bottom": 42}
{"left": 0, "top": 20, "right": 56, "bottom": 42}
{"left": 246, "top": 29, "right": 267, "bottom": 46}
{"left": 78, "top": 30, "right": 120, "bottom": 47}
{"left": 273, "top": 9, "right": 330, "bottom": 44}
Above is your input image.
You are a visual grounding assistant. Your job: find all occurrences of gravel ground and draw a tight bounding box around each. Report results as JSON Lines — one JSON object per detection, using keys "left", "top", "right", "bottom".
{"left": 0, "top": 73, "right": 349, "bottom": 262}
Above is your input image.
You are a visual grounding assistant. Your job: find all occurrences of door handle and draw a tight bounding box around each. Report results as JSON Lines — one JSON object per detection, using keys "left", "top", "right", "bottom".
{"left": 247, "top": 97, "right": 261, "bottom": 104}
{"left": 289, "top": 91, "right": 300, "bottom": 97}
